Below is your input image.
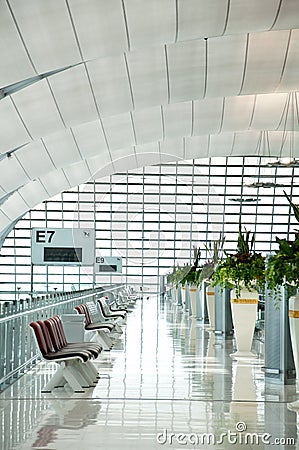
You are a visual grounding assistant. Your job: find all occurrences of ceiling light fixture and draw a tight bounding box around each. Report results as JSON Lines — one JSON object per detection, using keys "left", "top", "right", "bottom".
{"left": 229, "top": 197, "right": 260, "bottom": 203}
{"left": 246, "top": 181, "right": 285, "bottom": 188}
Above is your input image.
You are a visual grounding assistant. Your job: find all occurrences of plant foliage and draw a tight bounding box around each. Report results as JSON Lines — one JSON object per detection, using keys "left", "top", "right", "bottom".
{"left": 266, "top": 191, "right": 299, "bottom": 297}
{"left": 199, "top": 234, "right": 225, "bottom": 282}
{"left": 180, "top": 246, "right": 202, "bottom": 287}
{"left": 211, "top": 223, "right": 265, "bottom": 298}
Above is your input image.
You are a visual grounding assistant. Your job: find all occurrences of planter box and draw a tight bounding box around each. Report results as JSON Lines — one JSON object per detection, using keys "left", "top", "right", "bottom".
{"left": 214, "top": 285, "right": 233, "bottom": 337}
{"left": 263, "top": 285, "right": 296, "bottom": 384}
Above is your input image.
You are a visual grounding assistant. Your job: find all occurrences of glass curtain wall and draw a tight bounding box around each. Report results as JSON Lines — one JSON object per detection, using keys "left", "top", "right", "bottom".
{"left": 0, "top": 156, "right": 297, "bottom": 300}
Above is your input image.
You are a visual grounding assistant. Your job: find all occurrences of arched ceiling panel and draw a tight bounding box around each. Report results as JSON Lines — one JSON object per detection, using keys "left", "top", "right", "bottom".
{"left": 0, "top": 156, "right": 29, "bottom": 194}
{"left": 12, "top": 79, "right": 64, "bottom": 139}
{"left": 0, "top": 0, "right": 299, "bottom": 237}
{"left": 135, "top": 142, "right": 161, "bottom": 167}
{"left": 226, "top": 0, "right": 281, "bottom": 34}
{"left": 19, "top": 179, "right": 48, "bottom": 206}
{"left": 87, "top": 55, "right": 133, "bottom": 117}
{"left": 15, "top": 140, "right": 55, "bottom": 179}
{"left": 250, "top": 93, "right": 288, "bottom": 130}
{"left": 206, "top": 34, "right": 247, "bottom": 97}
{"left": 0, "top": 1, "right": 35, "bottom": 87}
{"left": 71, "top": 120, "right": 109, "bottom": 159}
{"left": 9, "top": 0, "right": 81, "bottom": 73}
{"left": 63, "top": 160, "right": 91, "bottom": 187}
{"left": 87, "top": 154, "right": 114, "bottom": 179}
{"left": 163, "top": 102, "right": 192, "bottom": 139}
{"left": 136, "top": 152, "right": 161, "bottom": 168}
{"left": 193, "top": 98, "right": 224, "bottom": 135}
{"left": 167, "top": 40, "right": 205, "bottom": 102}
{"left": 209, "top": 133, "right": 235, "bottom": 157}
{"left": 0, "top": 191, "right": 29, "bottom": 219}
{"left": 278, "top": 30, "right": 299, "bottom": 91}
{"left": 177, "top": 0, "right": 228, "bottom": 41}
{"left": 185, "top": 136, "right": 209, "bottom": 160}
{"left": 273, "top": 0, "right": 299, "bottom": 30}
{"left": 102, "top": 112, "right": 135, "bottom": 150}
{"left": 241, "top": 30, "right": 290, "bottom": 94}
{"left": 0, "top": 97, "right": 30, "bottom": 153}
{"left": 0, "top": 210, "right": 11, "bottom": 230}
{"left": 160, "top": 137, "right": 184, "bottom": 160}
{"left": 232, "top": 131, "right": 262, "bottom": 156}
{"left": 49, "top": 64, "right": 98, "bottom": 127}
{"left": 127, "top": 46, "right": 168, "bottom": 109}
{"left": 0, "top": 187, "right": 8, "bottom": 202}
{"left": 124, "top": 0, "right": 176, "bottom": 50}
{"left": 42, "top": 129, "right": 82, "bottom": 169}
{"left": 221, "top": 95, "right": 255, "bottom": 132}
{"left": 113, "top": 153, "right": 138, "bottom": 173}
{"left": 39, "top": 168, "right": 71, "bottom": 197}
{"left": 132, "top": 106, "right": 163, "bottom": 144}
{"left": 68, "top": 0, "right": 128, "bottom": 60}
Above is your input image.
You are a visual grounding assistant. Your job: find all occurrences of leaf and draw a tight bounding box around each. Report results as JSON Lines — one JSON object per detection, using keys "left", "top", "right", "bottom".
{"left": 284, "top": 190, "right": 299, "bottom": 223}
{"left": 276, "top": 237, "right": 293, "bottom": 256}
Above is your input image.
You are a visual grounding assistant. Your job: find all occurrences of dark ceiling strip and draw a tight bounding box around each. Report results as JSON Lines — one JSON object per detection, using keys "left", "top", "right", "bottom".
{"left": 9, "top": 97, "right": 33, "bottom": 141}
{"left": 248, "top": 95, "right": 257, "bottom": 129}
{"left": 222, "top": 0, "right": 231, "bottom": 36}
{"left": 276, "top": 29, "right": 292, "bottom": 91}
{"left": 129, "top": 111, "right": 138, "bottom": 146}
{"left": 164, "top": 45, "right": 171, "bottom": 104}
{"left": 46, "top": 79, "right": 67, "bottom": 128}
{"left": 269, "top": 0, "right": 283, "bottom": 30}
{"left": 218, "top": 97, "right": 226, "bottom": 133}
{"left": 40, "top": 138, "right": 57, "bottom": 171}
{"left": 238, "top": 33, "right": 250, "bottom": 95}
{"left": 123, "top": 52, "right": 135, "bottom": 110}
{"left": 121, "top": 0, "right": 131, "bottom": 52}
{"left": 160, "top": 106, "right": 165, "bottom": 141}
{"left": 202, "top": 38, "right": 208, "bottom": 98}
{"left": 65, "top": 0, "right": 84, "bottom": 61}
{"left": 0, "top": 143, "right": 28, "bottom": 162}
{"left": 0, "top": 65, "right": 78, "bottom": 98}
{"left": 174, "top": 0, "right": 179, "bottom": 43}
{"left": 191, "top": 101, "right": 194, "bottom": 136}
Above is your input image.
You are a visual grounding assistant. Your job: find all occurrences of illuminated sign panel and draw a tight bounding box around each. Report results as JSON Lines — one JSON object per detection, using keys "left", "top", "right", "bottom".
{"left": 95, "top": 256, "right": 122, "bottom": 273}
{"left": 31, "top": 228, "right": 95, "bottom": 265}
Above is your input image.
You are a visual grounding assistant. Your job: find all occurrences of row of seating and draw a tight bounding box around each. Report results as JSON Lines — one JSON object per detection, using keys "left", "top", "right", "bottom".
{"left": 29, "top": 315, "right": 101, "bottom": 393}
{"left": 29, "top": 287, "right": 139, "bottom": 393}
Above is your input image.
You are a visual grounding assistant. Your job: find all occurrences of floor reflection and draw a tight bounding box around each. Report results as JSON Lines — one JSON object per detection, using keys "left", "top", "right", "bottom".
{"left": 1, "top": 295, "right": 299, "bottom": 449}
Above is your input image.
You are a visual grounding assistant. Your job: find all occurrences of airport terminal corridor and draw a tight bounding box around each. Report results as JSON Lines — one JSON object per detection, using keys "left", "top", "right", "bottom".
{"left": 1, "top": 294, "right": 298, "bottom": 450}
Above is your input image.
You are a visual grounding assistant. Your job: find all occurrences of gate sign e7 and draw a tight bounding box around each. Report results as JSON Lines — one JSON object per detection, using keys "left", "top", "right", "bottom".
{"left": 31, "top": 228, "right": 95, "bottom": 266}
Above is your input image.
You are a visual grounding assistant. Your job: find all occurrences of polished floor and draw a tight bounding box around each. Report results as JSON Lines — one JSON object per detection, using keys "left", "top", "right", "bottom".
{"left": 1, "top": 295, "right": 299, "bottom": 449}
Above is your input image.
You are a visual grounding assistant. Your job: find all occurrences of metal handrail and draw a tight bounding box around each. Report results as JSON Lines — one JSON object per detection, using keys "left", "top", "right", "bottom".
{"left": 0, "top": 283, "right": 124, "bottom": 392}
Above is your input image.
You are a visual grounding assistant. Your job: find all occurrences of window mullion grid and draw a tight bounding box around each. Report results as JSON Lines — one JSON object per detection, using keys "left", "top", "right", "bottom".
{"left": 141, "top": 168, "right": 145, "bottom": 288}
{"left": 190, "top": 160, "right": 195, "bottom": 263}
{"left": 174, "top": 162, "right": 179, "bottom": 267}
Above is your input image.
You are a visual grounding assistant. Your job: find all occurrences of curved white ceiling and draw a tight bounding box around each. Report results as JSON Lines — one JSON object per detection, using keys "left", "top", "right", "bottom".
{"left": 1, "top": 0, "right": 299, "bottom": 233}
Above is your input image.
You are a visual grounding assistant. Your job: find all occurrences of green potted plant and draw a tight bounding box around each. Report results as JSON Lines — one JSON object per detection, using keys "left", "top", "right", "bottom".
{"left": 266, "top": 191, "right": 299, "bottom": 298}
{"left": 167, "top": 264, "right": 185, "bottom": 304}
{"left": 212, "top": 222, "right": 265, "bottom": 358}
{"left": 200, "top": 234, "right": 226, "bottom": 283}
{"left": 266, "top": 192, "right": 299, "bottom": 409}
{"left": 212, "top": 224, "right": 265, "bottom": 299}
{"left": 199, "top": 234, "right": 225, "bottom": 330}
{"left": 180, "top": 247, "right": 202, "bottom": 317}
